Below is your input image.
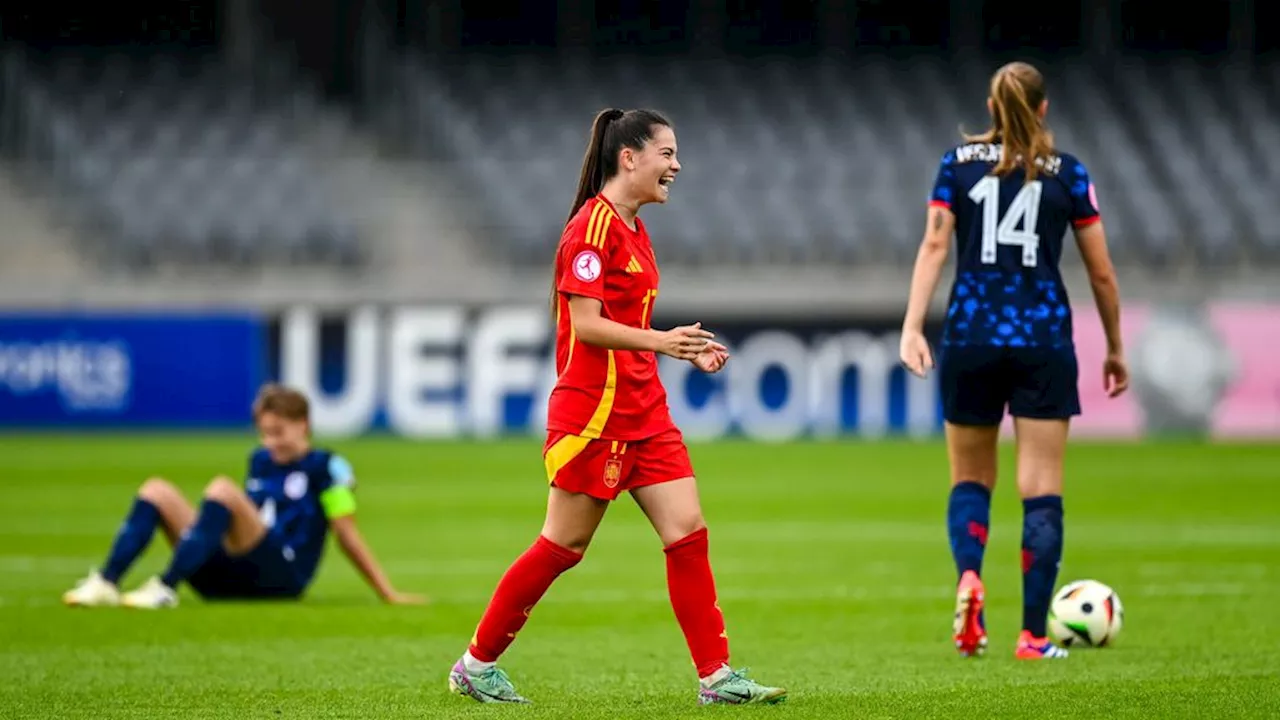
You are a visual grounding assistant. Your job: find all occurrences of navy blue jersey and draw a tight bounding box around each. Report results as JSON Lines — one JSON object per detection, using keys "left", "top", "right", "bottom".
{"left": 244, "top": 448, "right": 356, "bottom": 589}
{"left": 930, "top": 142, "right": 1101, "bottom": 348}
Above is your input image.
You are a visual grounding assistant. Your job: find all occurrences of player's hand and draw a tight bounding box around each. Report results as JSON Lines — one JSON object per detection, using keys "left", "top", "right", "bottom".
{"left": 1103, "top": 352, "right": 1129, "bottom": 398}
{"left": 691, "top": 341, "right": 730, "bottom": 374}
{"left": 899, "top": 329, "right": 934, "bottom": 378}
{"left": 383, "top": 591, "right": 427, "bottom": 605}
{"left": 656, "top": 323, "right": 714, "bottom": 361}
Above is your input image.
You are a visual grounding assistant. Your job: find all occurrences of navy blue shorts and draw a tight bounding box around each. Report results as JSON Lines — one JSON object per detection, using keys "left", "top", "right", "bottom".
{"left": 938, "top": 345, "right": 1081, "bottom": 426}
{"left": 187, "top": 534, "right": 305, "bottom": 600}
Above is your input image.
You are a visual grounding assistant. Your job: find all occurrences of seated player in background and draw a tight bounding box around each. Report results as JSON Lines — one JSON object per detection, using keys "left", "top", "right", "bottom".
{"left": 899, "top": 62, "right": 1128, "bottom": 660}
{"left": 62, "top": 384, "right": 423, "bottom": 608}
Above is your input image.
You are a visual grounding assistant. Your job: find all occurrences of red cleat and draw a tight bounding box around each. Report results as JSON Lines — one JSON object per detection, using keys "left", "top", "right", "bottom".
{"left": 1015, "top": 630, "right": 1069, "bottom": 660}
{"left": 953, "top": 570, "right": 988, "bottom": 657}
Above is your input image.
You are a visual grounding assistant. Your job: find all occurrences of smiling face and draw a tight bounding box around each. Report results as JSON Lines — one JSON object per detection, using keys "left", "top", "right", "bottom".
{"left": 620, "top": 124, "right": 680, "bottom": 205}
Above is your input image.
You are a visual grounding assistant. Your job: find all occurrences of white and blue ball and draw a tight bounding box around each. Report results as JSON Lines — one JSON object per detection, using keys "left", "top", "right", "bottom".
{"left": 1048, "top": 579, "right": 1124, "bottom": 648}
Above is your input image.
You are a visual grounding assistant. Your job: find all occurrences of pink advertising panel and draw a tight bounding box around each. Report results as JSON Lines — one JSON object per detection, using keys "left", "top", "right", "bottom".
{"left": 1065, "top": 303, "right": 1280, "bottom": 438}
{"left": 1206, "top": 304, "right": 1280, "bottom": 438}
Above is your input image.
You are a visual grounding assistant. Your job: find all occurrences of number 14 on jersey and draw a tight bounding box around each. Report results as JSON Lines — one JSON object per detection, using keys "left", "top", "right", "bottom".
{"left": 969, "top": 177, "right": 1042, "bottom": 268}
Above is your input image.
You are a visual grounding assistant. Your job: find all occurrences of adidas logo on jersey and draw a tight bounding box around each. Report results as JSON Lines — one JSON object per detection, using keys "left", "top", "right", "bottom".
{"left": 625, "top": 257, "right": 644, "bottom": 274}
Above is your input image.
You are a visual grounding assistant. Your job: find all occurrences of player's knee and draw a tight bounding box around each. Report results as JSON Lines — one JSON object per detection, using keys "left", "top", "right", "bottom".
{"left": 559, "top": 537, "right": 592, "bottom": 555}
{"left": 1016, "top": 451, "right": 1066, "bottom": 497}
{"left": 950, "top": 450, "right": 999, "bottom": 487}
{"left": 951, "top": 471, "right": 998, "bottom": 489}
{"left": 543, "top": 528, "right": 594, "bottom": 555}
{"left": 202, "top": 476, "right": 241, "bottom": 504}
{"left": 1018, "top": 469, "right": 1063, "bottom": 498}
{"left": 661, "top": 513, "right": 707, "bottom": 547}
{"left": 137, "top": 477, "right": 178, "bottom": 503}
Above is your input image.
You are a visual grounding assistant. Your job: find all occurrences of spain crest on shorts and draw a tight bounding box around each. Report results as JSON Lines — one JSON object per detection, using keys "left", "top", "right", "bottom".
{"left": 603, "top": 457, "right": 623, "bottom": 488}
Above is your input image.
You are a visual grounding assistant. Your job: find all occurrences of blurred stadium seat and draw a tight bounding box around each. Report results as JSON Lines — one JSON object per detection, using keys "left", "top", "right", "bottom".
{"left": 2, "top": 51, "right": 365, "bottom": 271}
{"left": 365, "top": 52, "right": 1280, "bottom": 269}
{"left": 0, "top": 3, "right": 1278, "bottom": 307}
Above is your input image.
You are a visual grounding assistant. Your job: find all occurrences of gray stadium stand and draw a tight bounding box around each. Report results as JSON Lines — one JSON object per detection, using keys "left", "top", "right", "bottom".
{"left": 368, "top": 53, "right": 1280, "bottom": 269}
{"left": 4, "top": 50, "right": 1279, "bottom": 275}
{"left": 1, "top": 52, "right": 365, "bottom": 271}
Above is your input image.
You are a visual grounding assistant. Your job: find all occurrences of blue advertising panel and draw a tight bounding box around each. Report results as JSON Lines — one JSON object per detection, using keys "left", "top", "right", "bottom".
{"left": 0, "top": 312, "right": 265, "bottom": 428}
{"left": 6, "top": 303, "right": 1271, "bottom": 440}
{"left": 265, "top": 306, "right": 944, "bottom": 439}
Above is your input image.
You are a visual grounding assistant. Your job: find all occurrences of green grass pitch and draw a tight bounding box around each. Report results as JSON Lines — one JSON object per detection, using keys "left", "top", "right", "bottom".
{"left": 1, "top": 435, "right": 1277, "bottom": 719}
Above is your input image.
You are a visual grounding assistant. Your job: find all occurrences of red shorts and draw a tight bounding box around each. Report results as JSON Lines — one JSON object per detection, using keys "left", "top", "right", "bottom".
{"left": 543, "top": 427, "right": 694, "bottom": 501}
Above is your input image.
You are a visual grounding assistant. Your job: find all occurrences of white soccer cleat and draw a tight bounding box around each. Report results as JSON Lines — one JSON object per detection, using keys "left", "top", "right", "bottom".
{"left": 121, "top": 576, "right": 179, "bottom": 609}
{"left": 62, "top": 569, "right": 121, "bottom": 608}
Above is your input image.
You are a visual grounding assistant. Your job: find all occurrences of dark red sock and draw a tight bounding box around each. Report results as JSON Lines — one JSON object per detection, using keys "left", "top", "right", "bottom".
{"left": 468, "top": 535, "right": 582, "bottom": 662}
{"left": 664, "top": 527, "right": 730, "bottom": 678}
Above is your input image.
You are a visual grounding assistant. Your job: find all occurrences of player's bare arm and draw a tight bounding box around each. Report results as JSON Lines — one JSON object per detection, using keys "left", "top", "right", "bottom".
{"left": 1073, "top": 221, "right": 1129, "bottom": 397}
{"left": 330, "top": 514, "right": 424, "bottom": 605}
{"left": 900, "top": 206, "right": 955, "bottom": 377}
{"left": 567, "top": 294, "right": 712, "bottom": 360}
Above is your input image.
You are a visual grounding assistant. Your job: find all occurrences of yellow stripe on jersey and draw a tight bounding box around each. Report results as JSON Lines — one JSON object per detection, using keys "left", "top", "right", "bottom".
{"left": 566, "top": 321, "right": 577, "bottom": 373}
{"left": 584, "top": 202, "right": 606, "bottom": 248}
{"left": 585, "top": 202, "right": 615, "bottom": 249}
{"left": 545, "top": 434, "right": 592, "bottom": 484}
{"left": 580, "top": 350, "right": 617, "bottom": 439}
{"left": 582, "top": 203, "right": 603, "bottom": 248}
{"left": 558, "top": 301, "right": 577, "bottom": 375}
{"left": 599, "top": 204, "right": 617, "bottom": 247}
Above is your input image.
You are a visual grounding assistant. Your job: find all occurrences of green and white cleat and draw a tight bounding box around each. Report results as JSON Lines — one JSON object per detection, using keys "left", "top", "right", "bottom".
{"left": 698, "top": 667, "right": 787, "bottom": 706}
{"left": 62, "top": 569, "right": 120, "bottom": 608}
{"left": 121, "top": 576, "right": 178, "bottom": 609}
{"left": 449, "top": 659, "right": 531, "bottom": 704}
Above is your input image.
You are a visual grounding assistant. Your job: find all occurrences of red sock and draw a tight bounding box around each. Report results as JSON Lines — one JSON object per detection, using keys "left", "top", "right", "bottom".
{"left": 664, "top": 527, "right": 730, "bottom": 678}
{"left": 468, "top": 535, "right": 582, "bottom": 662}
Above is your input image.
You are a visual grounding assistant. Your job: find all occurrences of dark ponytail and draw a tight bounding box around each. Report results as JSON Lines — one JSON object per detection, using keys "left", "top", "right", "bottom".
{"left": 551, "top": 107, "right": 672, "bottom": 316}
{"left": 567, "top": 108, "right": 625, "bottom": 225}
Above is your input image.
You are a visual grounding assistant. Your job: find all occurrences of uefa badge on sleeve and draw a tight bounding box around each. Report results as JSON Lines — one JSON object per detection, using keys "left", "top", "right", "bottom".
{"left": 573, "top": 250, "right": 602, "bottom": 283}
{"left": 603, "top": 457, "right": 623, "bottom": 489}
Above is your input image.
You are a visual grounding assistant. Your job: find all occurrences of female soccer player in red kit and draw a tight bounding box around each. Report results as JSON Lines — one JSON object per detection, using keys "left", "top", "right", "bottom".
{"left": 448, "top": 108, "right": 786, "bottom": 706}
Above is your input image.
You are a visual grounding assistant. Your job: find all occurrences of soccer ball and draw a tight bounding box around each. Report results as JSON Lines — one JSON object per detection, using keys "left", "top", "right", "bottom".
{"left": 1048, "top": 580, "right": 1124, "bottom": 647}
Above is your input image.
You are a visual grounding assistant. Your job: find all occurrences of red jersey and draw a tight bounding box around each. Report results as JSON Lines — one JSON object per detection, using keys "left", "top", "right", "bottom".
{"left": 546, "top": 195, "right": 675, "bottom": 441}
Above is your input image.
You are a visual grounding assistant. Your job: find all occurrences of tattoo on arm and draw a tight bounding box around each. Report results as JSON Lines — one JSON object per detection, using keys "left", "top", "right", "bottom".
{"left": 932, "top": 210, "right": 944, "bottom": 232}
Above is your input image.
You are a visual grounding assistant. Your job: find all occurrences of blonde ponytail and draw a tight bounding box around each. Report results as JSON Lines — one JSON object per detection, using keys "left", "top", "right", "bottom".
{"left": 964, "top": 62, "right": 1054, "bottom": 182}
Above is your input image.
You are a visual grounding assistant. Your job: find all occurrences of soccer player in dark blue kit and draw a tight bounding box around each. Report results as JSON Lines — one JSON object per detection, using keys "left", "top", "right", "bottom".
{"left": 899, "top": 62, "right": 1129, "bottom": 659}
{"left": 63, "top": 384, "right": 422, "bottom": 608}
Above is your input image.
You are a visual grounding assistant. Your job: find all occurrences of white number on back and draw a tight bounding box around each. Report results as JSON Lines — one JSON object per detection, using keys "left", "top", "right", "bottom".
{"left": 968, "top": 176, "right": 1042, "bottom": 267}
